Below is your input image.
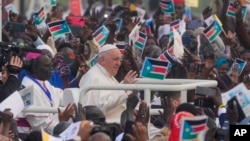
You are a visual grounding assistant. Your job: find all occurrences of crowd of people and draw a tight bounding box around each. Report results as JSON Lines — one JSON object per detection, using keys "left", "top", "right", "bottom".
{"left": 0, "top": 0, "right": 250, "bottom": 140}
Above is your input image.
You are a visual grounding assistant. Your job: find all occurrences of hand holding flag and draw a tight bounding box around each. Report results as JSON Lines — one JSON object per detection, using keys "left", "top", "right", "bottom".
{"left": 203, "top": 20, "right": 222, "bottom": 43}
{"left": 159, "top": 0, "right": 175, "bottom": 14}
{"left": 51, "top": 0, "right": 57, "bottom": 6}
{"left": 180, "top": 115, "right": 208, "bottom": 141}
{"left": 227, "top": 2, "right": 247, "bottom": 19}
{"left": 48, "top": 20, "right": 71, "bottom": 37}
{"left": 140, "top": 57, "right": 169, "bottom": 80}
{"left": 33, "top": 7, "right": 46, "bottom": 25}
{"left": 145, "top": 19, "right": 154, "bottom": 36}
{"left": 92, "top": 25, "right": 110, "bottom": 47}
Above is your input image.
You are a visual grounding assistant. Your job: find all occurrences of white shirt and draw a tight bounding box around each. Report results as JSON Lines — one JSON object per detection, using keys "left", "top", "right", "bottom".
{"left": 21, "top": 76, "right": 63, "bottom": 134}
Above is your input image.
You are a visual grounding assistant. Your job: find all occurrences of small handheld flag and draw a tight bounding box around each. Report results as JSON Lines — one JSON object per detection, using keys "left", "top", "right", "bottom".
{"left": 115, "top": 19, "right": 123, "bottom": 34}
{"left": 159, "top": 0, "right": 175, "bottom": 14}
{"left": 242, "top": 6, "right": 247, "bottom": 20}
{"left": 141, "top": 57, "right": 169, "bottom": 80}
{"left": 226, "top": 3, "right": 248, "bottom": 19}
{"left": 4, "top": 3, "right": 18, "bottom": 14}
{"left": 226, "top": 3, "right": 235, "bottom": 17}
{"left": 134, "top": 31, "right": 147, "bottom": 50}
{"left": 115, "top": 41, "right": 127, "bottom": 54}
{"left": 48, "top": 20, "right": 71, "bottom": 37}
{"left": 51, "top": 0, "right": 57, "bottom": 6}
{"left": 180, "top": 116, "right": 208, "bottom": 141}
{"left": 203, "top": 20, "right": 222, "bottom": 43}
{"left": 129, "top": 24, "right": 140, "bottom": 45}
{"left": 169, "top": 20, "right": 180, "bottom": 37}
{"left": 170, "top": 20, "right": 180, "bottom": 31}
{"left": 158, "top": 50, "right": 173, "bottom": 72}
{"left": 158, "top": 51, "right": 169, "bottom": 61}
{"left": 92, "top": 25, "right": 110, "bottom": 47}
{"left": 145, "top": 19, "right": 154, "bottom": 36}
{"left": 33, "top": 7, "right": 46, "bottom": 25}
{"left": 88, "top": 55, "right": 99, "bottom": 68}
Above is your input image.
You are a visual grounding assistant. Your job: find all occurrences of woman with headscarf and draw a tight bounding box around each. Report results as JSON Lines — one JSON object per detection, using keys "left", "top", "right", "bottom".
{"left": 215, "top": 57, "right": 231, "bottom": 75}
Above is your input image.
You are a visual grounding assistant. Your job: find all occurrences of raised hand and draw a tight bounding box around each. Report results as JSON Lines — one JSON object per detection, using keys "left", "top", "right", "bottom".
{"left": 71, "top": 103, "right": 86, "bottom": 122}
{"left": 123, "top": 70, "right": 138, "bottom": 84}
{"left": 25, "top": 18, "right": 39, "bottom": 40}
{"left": 126, "top": 17, "right": 141, "bottom": 33}
{"left": 78, "top": 120, "right": 94, "bottom": 141}
{"left": 135, "top": 101, "right": 149, "bottom": 126}
{"left": 7, "top": 56, "right": 23, "bottom": 77}
{"left": 80, "top": 25, "right": 93, "bottom": 42}
{"left": 126, "top": 92, "right": 139, "bottom": 110}
{"left": 159, "top": 97, "right": 175, "bottom": 127}
{"left": 58, "top": 103, "right": 76, "bottom": 122}
{"left": 187, "top": 63, "right": 198, "bottom": 79}
{"left": 105, "top": 21, "right": 117, "bottom": 44}
{"left": 126, "top": 122, "right": 148, "bottom": 141}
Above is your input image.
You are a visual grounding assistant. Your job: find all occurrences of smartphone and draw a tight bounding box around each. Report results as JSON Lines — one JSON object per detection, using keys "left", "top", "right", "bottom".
{"left": 195, "top": 86, "right": 216, "bottom": 97}
{"left": 235, "top": 58, "right": 247, "bottom": 75}
{"left": 228, "top": 58, "right": 246, "bottom": 76}
{"left": 9, "top": 22, "right": 26, "bottom": 32}
{"left": 66, "top": 16, "right": 85, "bottom": 26}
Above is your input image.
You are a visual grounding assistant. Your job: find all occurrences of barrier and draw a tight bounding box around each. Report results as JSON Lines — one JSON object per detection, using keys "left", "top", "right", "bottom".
{"left": 22, "top": 78, "right": 217, "bottom": 138}
{"left": 23, "top": 78, "right": 218, "bottom": 115}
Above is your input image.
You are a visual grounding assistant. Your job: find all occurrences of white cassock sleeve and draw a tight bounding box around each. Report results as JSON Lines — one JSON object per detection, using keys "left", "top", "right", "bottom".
{"left": 80, "top": 75, "right": 128, "bottom": 115}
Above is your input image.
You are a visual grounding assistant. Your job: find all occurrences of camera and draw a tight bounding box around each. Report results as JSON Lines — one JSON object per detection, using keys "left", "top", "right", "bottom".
{"left": 91, "top": 124, "right": 111, "bottom": 135}
{"left": 90, "top": 123, "right": 122, "bottom": 141}
{"left": 0, "top": 42, "right": 41, "bottom": 72}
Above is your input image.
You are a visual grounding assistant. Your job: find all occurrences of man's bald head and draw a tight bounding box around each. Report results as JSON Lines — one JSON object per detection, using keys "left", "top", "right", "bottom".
{"left": 89, "top": 132, "right": 112, "bottom": 141}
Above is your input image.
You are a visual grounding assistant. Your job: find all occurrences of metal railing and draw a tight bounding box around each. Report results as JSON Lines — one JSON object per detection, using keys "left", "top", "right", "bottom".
{"left": 23, "top": 78, "right": 218, "bottom": 115}
{"left": 22, "top": 78, "right": 217, "bottom": 138}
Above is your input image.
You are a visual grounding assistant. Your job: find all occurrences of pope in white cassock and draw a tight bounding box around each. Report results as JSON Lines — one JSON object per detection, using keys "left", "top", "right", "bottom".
{"left": 79, "top": 44, "right": 138, "bottom": 123}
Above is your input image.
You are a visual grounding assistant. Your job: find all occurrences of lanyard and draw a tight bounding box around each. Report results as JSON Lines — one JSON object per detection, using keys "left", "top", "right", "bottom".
{"left": 27, "top": 75, "right": 53, "bottom": 106}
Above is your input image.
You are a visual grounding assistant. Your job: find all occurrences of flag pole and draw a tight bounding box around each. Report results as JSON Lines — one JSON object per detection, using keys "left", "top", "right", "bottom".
{"left": 222, "top": 28, "right": 228, "bottom": 38}
{"left": 183, "top": 46, "right": 191, "bottom": 55}
{"left": 213, "top": 14, "right": 228, "bottom": 38}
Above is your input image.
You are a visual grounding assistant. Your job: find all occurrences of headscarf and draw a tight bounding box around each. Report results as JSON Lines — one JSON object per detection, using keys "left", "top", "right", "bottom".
{"left": 215, "top": 58, "right": 231, "bottom": 68}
